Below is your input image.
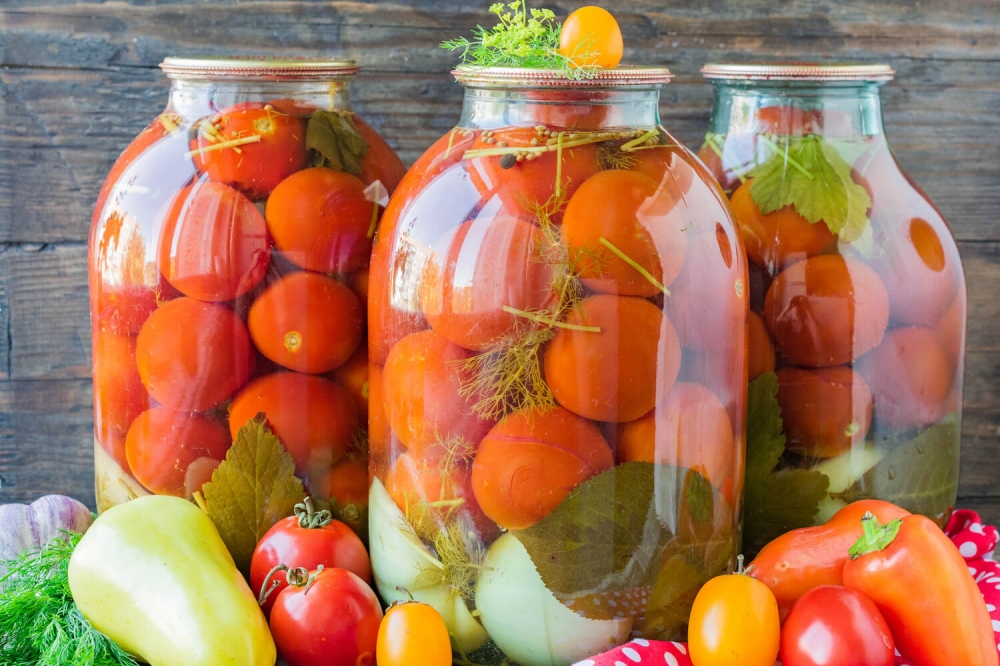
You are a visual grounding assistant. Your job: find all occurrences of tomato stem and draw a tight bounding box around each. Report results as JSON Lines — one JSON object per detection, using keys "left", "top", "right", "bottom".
{"left": 294, "top": 496, "right": 333, "bottom": 529}
{"left": 597, "top": 237, "right": 669, "bottom": 295}
{"left": 258, "top": 563, "right": 289, "bottom": 606}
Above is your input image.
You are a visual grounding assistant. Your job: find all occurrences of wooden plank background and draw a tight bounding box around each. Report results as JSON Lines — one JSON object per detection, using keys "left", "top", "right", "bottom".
{"left": 1, "top": 0, "right": 998, "bottom": 522}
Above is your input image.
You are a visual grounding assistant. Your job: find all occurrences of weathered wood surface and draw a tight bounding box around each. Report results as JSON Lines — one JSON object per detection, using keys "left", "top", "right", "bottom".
{"left": 0, "top": 0, "right": 998, "bottom": 522}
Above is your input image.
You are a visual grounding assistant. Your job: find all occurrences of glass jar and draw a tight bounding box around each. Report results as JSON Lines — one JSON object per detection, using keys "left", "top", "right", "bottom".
{"left": 699, "top": 63, "right": 964, "bottom": 548}
{"left": 368, "top": 66, "right": 746, "bottom": 664}
{"left": 89, "top": 57, "right": 405, "bottom": 529}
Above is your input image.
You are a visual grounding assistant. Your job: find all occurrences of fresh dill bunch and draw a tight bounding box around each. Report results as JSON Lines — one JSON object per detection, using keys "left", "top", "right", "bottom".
{"left": 440, "top": 1, "right": 597, "bottom": 79}
{"left": 0, "top": 533, "right": 138, "bottom": 666}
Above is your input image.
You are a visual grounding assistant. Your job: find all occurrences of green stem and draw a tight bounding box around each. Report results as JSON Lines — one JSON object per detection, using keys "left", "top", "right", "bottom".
{"left": 503, "top": 306, "right": 601, "bottom": 333}
{"left": 620, "top": 128, "right": 659, "bottom": 152}
{"left": 849, "top": 512, "right": 903, "bottom": 560}
{"left": 758, "top": 134, "right": 814, "bottom": 181}
{"left": 294, "top": 496, "right": 333, "bottom": 529}
{"left": 258, "top": 564, "right": 289, "bottom": 605}
{"left": 598, "top": 237, "right": 669, "bottom": 295}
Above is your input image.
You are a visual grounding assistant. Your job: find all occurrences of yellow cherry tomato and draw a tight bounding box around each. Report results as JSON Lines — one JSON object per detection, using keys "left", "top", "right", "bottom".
{"left": 376, "top": 600, "right": 452, "bottom": 666}
{"left": 688, "top": 557, "right": 780, "bottom": 666}
{"left": 559, "top": 6, "right": 624, "bottom": 69}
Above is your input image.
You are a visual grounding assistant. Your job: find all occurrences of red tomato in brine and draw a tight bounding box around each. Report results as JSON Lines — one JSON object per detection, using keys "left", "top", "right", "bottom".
{"left": 158, "top": 180, "right": 271, "bottom": 302}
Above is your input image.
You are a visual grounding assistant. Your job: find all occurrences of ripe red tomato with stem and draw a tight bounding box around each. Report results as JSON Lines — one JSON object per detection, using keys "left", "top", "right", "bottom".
{"left": 251, "top": 497, "right": 371, "bottom": 615}
{"left": 780, "top": 585, "right": 895, "bottom": 666}
{"left": 190, "top": 102, "right": 307, "bottom": 199}
{"left": 268, "top": 565, "right": 382, "bottom": 666}
{"left": 376, "top": 600, "right": 452, "bottom": 666}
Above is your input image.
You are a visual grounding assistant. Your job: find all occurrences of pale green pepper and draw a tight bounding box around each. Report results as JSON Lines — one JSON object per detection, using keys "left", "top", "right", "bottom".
{"left": 68, "top": 495, "right": 276, "bottom": 666}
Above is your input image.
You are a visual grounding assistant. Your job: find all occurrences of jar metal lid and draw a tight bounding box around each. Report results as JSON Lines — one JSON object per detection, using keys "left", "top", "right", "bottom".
{"left": 160, "top": 56, "right": 361, "bottom": 81}
{"left": 453, "top": 65, "right": 674, "bottom": 88}
{"left": 700, "top": 63, "right": 895, "bottom": 82}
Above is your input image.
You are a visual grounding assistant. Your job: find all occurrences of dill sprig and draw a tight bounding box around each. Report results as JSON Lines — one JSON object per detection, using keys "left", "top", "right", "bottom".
{"left": 0, "top": 533, "right": 139, "bottom": 666}
{"left": 440, "top": 1, "right": 598, "bottom": 79}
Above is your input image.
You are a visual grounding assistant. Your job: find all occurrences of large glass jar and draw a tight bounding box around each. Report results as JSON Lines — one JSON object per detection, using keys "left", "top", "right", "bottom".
{"left": 698, "top": 64, "right": 964, "bottom": 549}
{"left": 368, "top": 66, "right": 746, "bottom": 665}
{"left": 89, "top": 57, "right": 405, "bottom": 527}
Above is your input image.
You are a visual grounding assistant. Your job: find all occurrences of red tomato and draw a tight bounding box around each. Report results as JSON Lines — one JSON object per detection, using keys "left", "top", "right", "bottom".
{"left": 158, "top": 180, "right": 271, "bottom": 302}
{"left": 250, "top": 500, "right": 371, "bottom": 614}
{"left": 228, "top": 372, "right": 359, "bottom": 479}
{"left": 780, "top": 585, "right": 895, "bottom": 666}
{"left": 776, "top": 366, "right": 873, "bottom": 459}
{"left": 328, "top": 346, "right": 369, "bottom": 421}
{"left": 248, "top": 271, "right": 363, "bottom": 374}
{"left": 190, "top": 103, "right": 307, "bottom": 199}
{"left": 135, "top": 297, "right": 255, "bottom": 411}
{"left": 265, "top": 167, "right": 375, "bottom": 273}
{"left": 269, "top": 567, "right": 382, "bottom": 666}
{"left": 92, "top": 329, "right": 148, "bottom": 469}
{"left": 125, "top": 407, "right": 231, "bottom": 497}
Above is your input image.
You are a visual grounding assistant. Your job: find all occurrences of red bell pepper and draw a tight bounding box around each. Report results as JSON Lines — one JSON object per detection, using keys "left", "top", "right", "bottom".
{"left": 843, "top": 513, "right": 999, "bottom": 666}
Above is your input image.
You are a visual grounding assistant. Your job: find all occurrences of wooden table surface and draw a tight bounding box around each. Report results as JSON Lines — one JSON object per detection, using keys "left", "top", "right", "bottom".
{"left": 0, "top": 0, "right": 998, "bottom": 521}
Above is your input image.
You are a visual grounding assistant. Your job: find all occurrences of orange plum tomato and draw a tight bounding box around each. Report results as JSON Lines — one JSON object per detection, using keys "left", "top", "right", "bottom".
{"left": 382, "top": 330, "right": 496, "bottom": 456}
{"left": 466, "top": 126, "right": 602, "bottom": 218}
{"left": 856, "top": 326, "right": 954, "bottom": 428}
{"left": 730, "top": 179, "right": 836, "bottom": 271}
{"left": 616, "top": 382, "right": 735, "bottom": 491}
{"left": 419, "top": 214, "right": 557, "bottom": 351}
{"left": 562, "top": 169, "right": 687, "bottom": 296}
{"left": 776, "top": 366, "right": 873, "bottom": 459}
{"left": 269, "top": 567, "right": 382, "bottom": 666}
{"left": 250, "top": 504, "right": 371, "bottom": 614}
{"left": 688, "top": 567, "right": 781, "bottom": 666}
{"left": 376, "top": 602, "right": 452, "bottom": 666}
{"left": 748, "top": 311, "right": 776, "bottom": 381}
{"left": 870, "top": 216, "right": 961, "bottom": 326}
{"left": 545, "top": 294, "right": 681, "bottom": 423}
{"left": 352, "top": 113, "right": 407, "bottom": 194}
{"left": 265, "top": 167, "right": 375, "bottom": 273}
{"left": 158, "top": 180, "right": 271, "bottom": 302}
{"left": 125, "top": 407, "right": 231, "bottom": 497}
{"left": 348, "top": 266, "right": 369, "bottom": 304}
{"left": 190, "top": 102, "right": 306, "bottom": 199}
{"left": 92, "top": 330, "right": 149, "bottom": 470}
{"left": 471, "top": 407, "right": 614, "bottom": 530}
{"left": 387, "top": 452, "right": 498, "bottom": 542}
{"left": 558, "top": 6, "right": 624, "bottom": 69}
{"left": 135, "top": 297, "right": 254, "bottom": 412}
{"left": 765, "top": 255, "right": 890, "bottom": 367}
{"left": 228, "top": 372, "right": 359, "bottom": 479}
{"left": 329, "top": 346, "right": 370, "bottom": 422}
{"left": 91, "top": 210, "right": 178, "bottom": 335}
{"left": 248, "top": 271, "right": 363, "bottom": 374}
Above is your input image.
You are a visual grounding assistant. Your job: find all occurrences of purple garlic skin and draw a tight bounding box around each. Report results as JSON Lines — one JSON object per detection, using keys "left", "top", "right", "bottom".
{"left": 0, "top": 495, "right": 93, "bottom": 572}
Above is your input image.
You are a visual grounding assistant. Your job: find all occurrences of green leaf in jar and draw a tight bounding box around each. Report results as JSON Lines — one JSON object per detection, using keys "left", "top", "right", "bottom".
{"left": 833, "top": 413, "right": 961, "bottom": 524}
{"left": 749, "top": 135, "right": 872, "bottom": 244}
{"left": 306, "top": 110, "right": 369, "bottom": 176}
{"left": 201, "top": 415, "right": 306, "bottom": 577}
{"left": 513, "top": 462, "right": 723, "bottom": 623}
{"left": 743, "top": 373, "right": 830, "bottom": 557}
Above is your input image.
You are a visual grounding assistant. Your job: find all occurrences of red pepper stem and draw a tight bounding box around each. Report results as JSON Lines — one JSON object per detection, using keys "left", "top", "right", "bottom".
{"left": 849, "top": 512, "right": 903, "bottom": 560}
{"left": 294, "top": 496, "right": 333, "bottom": 529}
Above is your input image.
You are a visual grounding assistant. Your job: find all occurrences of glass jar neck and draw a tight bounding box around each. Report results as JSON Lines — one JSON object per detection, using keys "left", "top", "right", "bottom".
{"left": 707, "top": 80, "right": 886, "bottom": 139}
{"left": 457, "top": 86, "right": 662, "bottom": 130}
{"left": 165, "top": 77, "right": 354, "bottom": 120}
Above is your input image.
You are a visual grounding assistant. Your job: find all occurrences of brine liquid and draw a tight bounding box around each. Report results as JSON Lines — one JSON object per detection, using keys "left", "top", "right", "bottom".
{"left": 368, "top": 122, "right": 747, "bottom": 665}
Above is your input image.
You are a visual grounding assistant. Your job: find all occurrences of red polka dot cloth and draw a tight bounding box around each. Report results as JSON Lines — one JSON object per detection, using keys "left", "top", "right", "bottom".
{"left": 574, "top": 509, "right": 1000, "bottom": 666}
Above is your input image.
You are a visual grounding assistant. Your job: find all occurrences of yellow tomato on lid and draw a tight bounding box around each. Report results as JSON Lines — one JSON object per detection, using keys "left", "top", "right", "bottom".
{"left": 559, "top": 6, "right": 624, "bottom": 68}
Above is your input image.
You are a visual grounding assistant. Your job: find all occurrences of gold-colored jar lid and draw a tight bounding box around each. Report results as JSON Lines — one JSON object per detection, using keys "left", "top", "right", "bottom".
{"left": 160, "top": 56, "right": 360, "bottom": 81}
{"left": 700, "top": 63, "right": 895, "bottom": 82}
{"left": 453, "top": 65, "right": 674, "bottom": 88}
